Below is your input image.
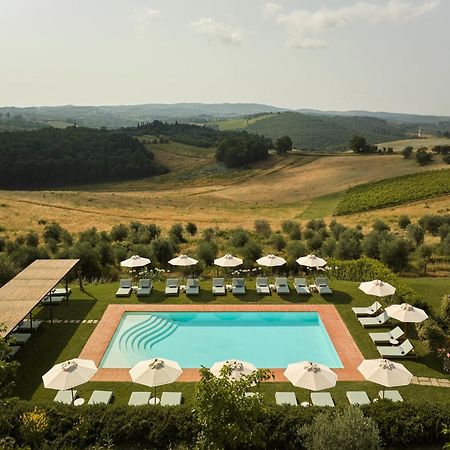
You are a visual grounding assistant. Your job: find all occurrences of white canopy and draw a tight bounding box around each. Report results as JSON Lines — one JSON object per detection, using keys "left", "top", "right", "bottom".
{"left": 214, "top": 254, "right": 243, "bottom": 268}
{"left": 120, "top": 255, "right": 151, "bottom": 268}
{"left": 296, "top": 255, "right": 327, "bottom": 268}
{"left": 359, "top": 279, "right": 396, "bottom": 297}
{"left": 256, "top": 254, "right": 286, "bottom": 267}
{"left": 42, "top": 359, "right": 97, "bottom": 391}
{"left": 129, "top": 358, "right": 182, "bottom": 387}
{"left": 358, "top": 358, "right": 412, "bottom": 388}
{"left": 385, "top": 303, "right": 428, "bottom": 323}
{"left": 210, "top": 359, "right": 257, "bottom": 380}
{"left": 168, "top": 255, "right": 198, "bottom": 267}
{"left": 284, "top": 361, "right": 337, "bottom": 391}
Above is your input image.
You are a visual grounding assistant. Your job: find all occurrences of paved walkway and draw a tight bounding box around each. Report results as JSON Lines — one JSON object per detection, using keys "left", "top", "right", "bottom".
{"left": 411, "top": 376, "right": 450, "bottom": 387}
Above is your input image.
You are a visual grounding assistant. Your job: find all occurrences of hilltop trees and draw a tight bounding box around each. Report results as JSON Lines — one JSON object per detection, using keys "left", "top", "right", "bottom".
{"left": 275, "top": 135, "right": 293, "bottom": 154}
{"left": 401, "top": 146, "right": 413, "bottom": 158}
{"left": 216, "top": 133, "right": 272, "bottom": 168}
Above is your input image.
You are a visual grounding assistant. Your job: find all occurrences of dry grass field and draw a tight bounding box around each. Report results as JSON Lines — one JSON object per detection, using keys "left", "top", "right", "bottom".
{"left": 0, "top": 142, "right": 448, "bottom": 235}
{"left": 377, "top": 137, "right": 450, "bottom": 152}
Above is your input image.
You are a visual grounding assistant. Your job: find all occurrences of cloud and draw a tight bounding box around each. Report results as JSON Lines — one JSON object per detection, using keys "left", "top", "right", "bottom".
{"left": 130, "top": 7, "right": 161, "bottom": 33}
{"left": 190, "top": 17, "right": 243, "bottom": 45}
{"left": 276, "top": 0, "right": 440, "bottom": 49}
{"left": 263, "top": 2, "right": 283, "bottom": 18}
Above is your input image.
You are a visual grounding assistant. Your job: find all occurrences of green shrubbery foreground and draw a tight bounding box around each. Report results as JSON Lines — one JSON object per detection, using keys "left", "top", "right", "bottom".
{"left": 0, "top": 399, "right": 449, "bottom": 449}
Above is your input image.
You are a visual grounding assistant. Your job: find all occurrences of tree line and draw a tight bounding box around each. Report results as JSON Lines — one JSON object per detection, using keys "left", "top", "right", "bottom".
{"left": 0, "top": 127, "right": 166, "bottom": 189}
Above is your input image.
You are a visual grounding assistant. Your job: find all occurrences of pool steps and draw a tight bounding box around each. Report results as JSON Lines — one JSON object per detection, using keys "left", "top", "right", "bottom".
{"left": 118, "top": 315, "right": 178, "bottom": 353}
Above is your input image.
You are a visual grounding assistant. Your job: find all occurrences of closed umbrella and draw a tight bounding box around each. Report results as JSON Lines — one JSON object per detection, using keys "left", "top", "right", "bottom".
{"left": 129, "top": 358, "right": 182, "bottom": 404}
{"left": 296, "top": 255, "right": 327, "bottom": 268}
{"left": 359, "top": 280, "right": 396, "bottom": 297}
{"left": 284, "top": 361, "right": 337, "bottom": 391}
{"left": 42, "top": 359, "right": 97, "bottom": 402}
{"left": 210, "top": 359, "right": 257, "bottom": 381}
{"left": 385, "top": 303, "right": 428, "bottom": 323}
{"left": 214, "top": 254, "right": 243, "bottom": 268}
{"left": 257, "top": 254, "right": 286, "bottom": 267}
{"left": 358, "top": 358, "right": 412, "bottom": 397}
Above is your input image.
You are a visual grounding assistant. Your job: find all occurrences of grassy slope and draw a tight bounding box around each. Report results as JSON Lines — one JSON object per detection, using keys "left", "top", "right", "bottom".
{"left": 12, "top": 279, "right": 450, "bottom": 406}
{"left": 244, "top": 112, "right": 407, "bottom": 151}
{"left": 209, "top": 114, "right": 273, "bottom": 131}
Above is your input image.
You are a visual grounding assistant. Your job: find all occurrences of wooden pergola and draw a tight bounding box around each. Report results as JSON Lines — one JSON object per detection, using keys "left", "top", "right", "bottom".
{"left": 0, "top": 259, "right": 79, "bottom": 338}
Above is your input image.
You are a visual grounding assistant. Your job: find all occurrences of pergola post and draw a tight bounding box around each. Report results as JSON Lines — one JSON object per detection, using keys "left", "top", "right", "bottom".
{"left": 49, "top": 290, "right": 53, "bottom": 325}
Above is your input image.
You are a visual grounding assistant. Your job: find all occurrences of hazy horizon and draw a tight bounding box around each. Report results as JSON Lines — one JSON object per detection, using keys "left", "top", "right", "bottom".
{"left": 2, "top": 0, "right": 450, "bottom": 115}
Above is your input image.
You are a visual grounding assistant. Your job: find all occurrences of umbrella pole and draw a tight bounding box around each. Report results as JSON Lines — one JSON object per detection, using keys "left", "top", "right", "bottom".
{"left": 71, "top": 388, "right": 74, "bottom": 403}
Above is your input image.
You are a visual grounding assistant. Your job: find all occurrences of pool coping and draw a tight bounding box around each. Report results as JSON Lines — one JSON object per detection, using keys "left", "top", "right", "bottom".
{"left": 79, "top": 304, "right": 365, "bottom": 382}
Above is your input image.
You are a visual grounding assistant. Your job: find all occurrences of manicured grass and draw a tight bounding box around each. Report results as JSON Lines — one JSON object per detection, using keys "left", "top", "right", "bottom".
{"left": 12, "top": 278, "right": 450, "bottom": 405}
{"left": 299, "top": 191, "right": 345, "bottom": 220}
{"left": 402, "top": 277, "right": 449, "bottom": 316}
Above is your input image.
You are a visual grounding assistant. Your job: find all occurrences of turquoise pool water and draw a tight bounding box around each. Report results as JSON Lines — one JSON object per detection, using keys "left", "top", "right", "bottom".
{"left": 100, "top": 312, "right": 343, "bottom": 368}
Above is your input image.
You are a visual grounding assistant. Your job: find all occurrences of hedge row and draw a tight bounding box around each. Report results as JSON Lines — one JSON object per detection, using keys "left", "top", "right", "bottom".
{"left": 1, "top": 400, "right": 449, "bottom": 449}
{"left": 329, "top": 257, "right": 430, "bottom": 311}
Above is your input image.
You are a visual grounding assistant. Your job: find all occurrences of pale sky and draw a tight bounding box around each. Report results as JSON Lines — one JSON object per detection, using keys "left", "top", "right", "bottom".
{"left": 1, "top": 0, "right": 449, "bottom": 115}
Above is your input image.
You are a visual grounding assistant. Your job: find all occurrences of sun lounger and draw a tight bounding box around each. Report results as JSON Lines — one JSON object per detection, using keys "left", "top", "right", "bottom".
{"left": 88, "top": 390, "right": 113, "bottom": 405}
{"left": 165, "top": 278, "right": 179, "bottom": 296}
{"left": 8, "top": 346, "right": 21, "bottom": 357}
{"left": 377, "top": 339, "right": 415, "bottom": 358}
{"left": 358, "top": 311, "right": 390, "bottom": 327}
{"left": 369, "top": 326, "right": 404, "bottom": 344}
{"left": 294, "top": 278, "right": 310, "bottom": 295}
{"left": 352, "top": 301, "right": 383, "bottom": 317}
{"left": 128, "top": 392, "right": 151, "bottom": 406}
{"left": 160, "top": 392, "right": 182, "bottom": 406}
{"left": 41, "top": 295, "right": 65, "bottom": 305}
{"left": 9, "top": 333, "right": 31, "bottom": 346}
{"left": 315, "top": 277, "right": 332, "bottom": 295}
{"left": 54, "top": 390, "right": 77, "bottom": 405}
{"left": 310, "top": 392, "right": 335, "bottom": 407}
{"left": 52, "top": 287, "right": 72, "bottom": 297}
{"left": 232, "top": 278, "right": 245, "bottom": 295}
{"left": 275, "top": 277, "right": 290, "bottom": 294}
{"left": 212, "top": 278, "right": 226, "bottom": 295}
{"left": 275, "top": 392, "right": 297, "bottom": 406}
{"left": 256, "top": 277, "right": 270, "bottom": 295}
{"left": 186, "top": 278, "right": 200, "bottom": 296}
{"left": 16, "top": 319, "right": 43, "bottom": 333}
{"left": 379, "top": 390, "right": 403, "bottom": 402}
{"left": 346, "top": 391, "right": 371, "bottom": 405}
{"left": 115, "top": 279, "right": 132, "bottom": 297}
{"left": 136, "top": 279, "right": 152, "bottom": 297}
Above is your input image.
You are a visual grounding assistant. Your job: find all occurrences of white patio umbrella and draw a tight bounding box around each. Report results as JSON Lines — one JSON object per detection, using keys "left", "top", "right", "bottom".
{"left": 129, "top": 358, "right": 182, "bottom": 404}
{"left": 359, "top": 279, "right": 396, "bottom": 297}
{"left": 385, "top": 303, "right": 429, "bottom": 323}
{"left": 256, "top": 254, "right": 286, "bottom": 267}
{"left": 120, "top": 255, "right": 151, "bottom": 268}
{"left": 296, "top": 255, "right": 327, "bottom": 268}
{"left": 214, "top": 254, "right": 243, "bottom": 268}
{"left": 284, "top": 361, "right": 337, "bottom": 392}
{"left": 169, "top": 255, "right": 198, "bottom": 267}
{"left": 42, "top": 359, "right": 97, "bottom": 402}
{"left": 210, "top": 359, "right": 257, "bottom": 381}
{"left": 358, "top": 358, "right": 412, "bottom": 397}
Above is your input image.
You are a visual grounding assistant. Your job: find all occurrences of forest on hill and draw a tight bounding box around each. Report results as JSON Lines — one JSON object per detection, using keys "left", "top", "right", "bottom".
{"left": 0, "top": 127, "right": 165, "bottom": 189}
{"left": 245, "top": 112, "right": 409, "bottom": 151}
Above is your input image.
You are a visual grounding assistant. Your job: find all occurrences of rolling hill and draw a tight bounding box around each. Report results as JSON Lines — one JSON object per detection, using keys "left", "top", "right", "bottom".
{"left": 244, "top": 112, "right": 409, "bottom": 151}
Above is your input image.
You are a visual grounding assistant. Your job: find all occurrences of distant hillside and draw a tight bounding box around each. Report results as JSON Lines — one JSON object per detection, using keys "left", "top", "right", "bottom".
{"left": 245, "top": 112, "right": 409, "bottom": 151}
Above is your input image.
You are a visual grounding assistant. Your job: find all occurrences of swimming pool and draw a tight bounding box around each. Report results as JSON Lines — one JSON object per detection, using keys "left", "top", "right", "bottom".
{"left": 100, "top": 311, "right": 343, "bottom": 369}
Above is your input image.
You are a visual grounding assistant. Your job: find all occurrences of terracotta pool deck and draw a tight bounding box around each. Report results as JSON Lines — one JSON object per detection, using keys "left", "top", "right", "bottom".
{"left": 79, "top": 304, "right": 365, "bottom": 382}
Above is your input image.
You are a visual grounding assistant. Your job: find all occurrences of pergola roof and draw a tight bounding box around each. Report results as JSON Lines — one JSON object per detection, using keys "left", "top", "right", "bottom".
{"left": 0, "top": 259, "right": 79, "bottom": 337}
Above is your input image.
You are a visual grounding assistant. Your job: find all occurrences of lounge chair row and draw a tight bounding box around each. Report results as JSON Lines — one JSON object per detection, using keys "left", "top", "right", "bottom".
{"left": 54, "top": 390, "right": 182, "bottom": 406}
{"left": 354, "top": 301, "right": 416, "bottom": 358}
{"left": 116, "top": 277, "right": 334, "bottom": 297}
{"left": 275, "top": 389, "right": 404, "bottom": 406}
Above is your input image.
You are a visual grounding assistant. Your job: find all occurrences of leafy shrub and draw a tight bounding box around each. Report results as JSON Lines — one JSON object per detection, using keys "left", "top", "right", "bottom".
{"left": 299, "top": 406, "right": 381, "bottom": 450}
{"left": 254, "top": 220, "right": 272, "bottom": 238}
{"left": 417, "top": 319, "right": 447, "bottom": 351}
{"left": 269, "top": 233, "right": 286, "bottom": 251}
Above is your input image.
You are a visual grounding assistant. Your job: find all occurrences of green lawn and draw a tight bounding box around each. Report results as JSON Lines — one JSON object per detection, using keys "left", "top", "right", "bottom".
{"left": 12, "top": 278, "right": 450, "bottom": 406}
